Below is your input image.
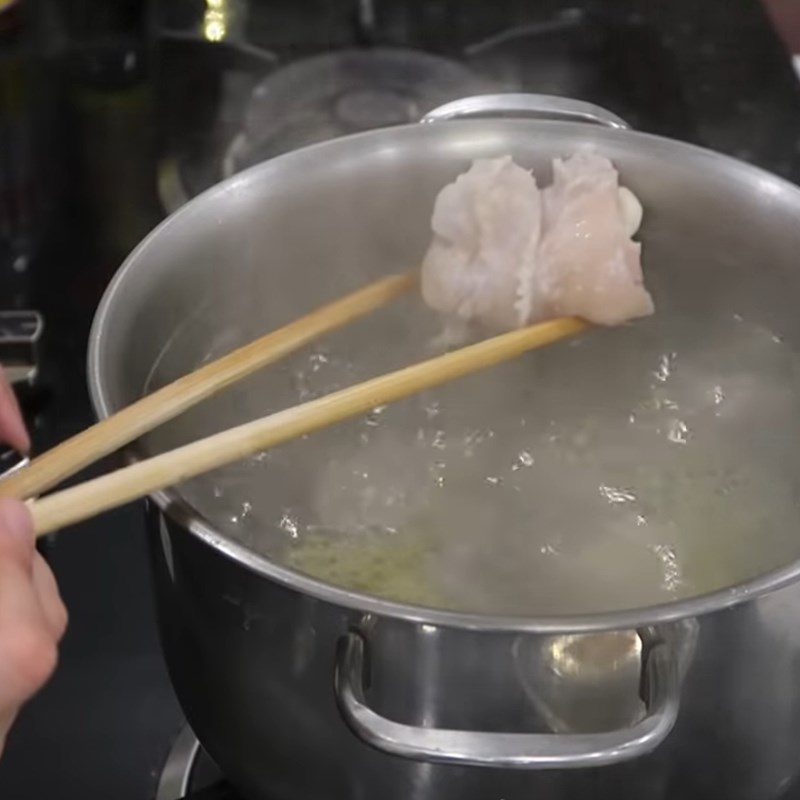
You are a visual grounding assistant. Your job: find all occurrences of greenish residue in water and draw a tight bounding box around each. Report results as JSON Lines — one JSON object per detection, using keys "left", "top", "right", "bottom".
{"left": 285, "top": 528, "right": 446, "bottom": 607}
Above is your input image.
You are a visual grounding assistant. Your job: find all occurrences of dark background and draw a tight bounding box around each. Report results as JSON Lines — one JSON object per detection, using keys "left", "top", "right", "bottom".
{"left": 0, "top": 1, "right": 799, "bottom": 797}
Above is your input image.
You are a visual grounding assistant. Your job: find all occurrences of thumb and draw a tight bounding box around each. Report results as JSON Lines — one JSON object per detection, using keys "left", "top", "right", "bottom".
{"left": 0, "top": 499, "right": 34, "bottom": 567}
{"left": 0, "top": 368, "right": 29, "bottom": 454}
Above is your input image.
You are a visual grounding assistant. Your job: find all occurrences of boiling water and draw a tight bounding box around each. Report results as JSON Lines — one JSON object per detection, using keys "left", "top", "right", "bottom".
{"left": 148, "top": 294, "right": 800, "bottom": 615}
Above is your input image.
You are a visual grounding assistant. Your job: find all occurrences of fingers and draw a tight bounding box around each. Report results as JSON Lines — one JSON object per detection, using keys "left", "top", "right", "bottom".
{"left": 0, "top": 499, "right": 59, "bottom": 706}
{"left": 31, "top": 553, "right": 68, "bottom": 641}
{"left": 0, "top": 367, "right": 29, "bottom": 454}
{"left": 0, "top": 705, "right": 19, "bottom": 754}
{"left": 0, "top": 498, "right": 34, "bottom": 568}
{"left": 0, "top": 499, "right": 65, "bottom": 757}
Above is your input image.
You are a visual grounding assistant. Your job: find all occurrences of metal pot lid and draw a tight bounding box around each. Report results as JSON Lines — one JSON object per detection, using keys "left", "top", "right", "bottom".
{"left": 159, "top": 48, "right": 496, "bottom": 214}
{"left": 223, "top": 48, "right": 495, "bottom": 176}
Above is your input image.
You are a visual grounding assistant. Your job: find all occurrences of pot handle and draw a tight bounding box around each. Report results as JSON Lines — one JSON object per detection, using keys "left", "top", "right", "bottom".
{"left": 421, "top": 93, "right": 629, "bottom": 130}
{"left": 334, "top": 630, "right": 679, "bottom": 769}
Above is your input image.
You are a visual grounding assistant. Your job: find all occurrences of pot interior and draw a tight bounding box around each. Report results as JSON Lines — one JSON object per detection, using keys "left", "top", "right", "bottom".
{"left": 91, "top": 119, "right": 800, "bottom": 617}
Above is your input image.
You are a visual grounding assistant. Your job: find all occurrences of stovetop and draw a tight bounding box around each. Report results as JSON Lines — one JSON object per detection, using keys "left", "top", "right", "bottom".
{"left": 0, "top": 1, "right": 799, "bottom": 798}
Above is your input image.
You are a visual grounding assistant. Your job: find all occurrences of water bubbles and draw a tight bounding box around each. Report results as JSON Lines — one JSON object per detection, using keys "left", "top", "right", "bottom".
{"left": 365, "top": 405, "right": 387, "bottom": 427}
{"left": 309, "top": 352, "right": 329, "bottom": 372}
{"left": 279, "top": 511, "right": 300, "bottom": 538}
{"left": 653, "top": 352, "right": 676, "bottom": 383}
{"left": 424, "top": 401, "right": 441, "bottom": 420}
{"left": 709, "top": 385, "right": 725, "bottom": 416}
{"left": 650, "top": 544, "right": 682, "bottom": 592}
{"left": 293, "top": 370, "right": 312, "bottom": 400}
{"left": 176, "top": 299, "right": 800, "bottom": 616}
{"left": 654, "top": 396, "right": 679, "bottom": 412}
{"left": 598, "top": 485, "right": 637, "bottom": 504}
{"left": 519, "top": 450, "right": 535, "bottom": 466}
{"left": 462, "top": 427, "right": 494, "bottom": 457}
{"left": 231, "top": 500, "right": 253, "bottom": 525}
{"left": 511, "top": 450, "right": 535, "bottom": 471}
{"left": 667, "top": 419, "right": 690, "bottom": 445}
{"left": 230, "top": 500, "right": 254, "bottom": 525}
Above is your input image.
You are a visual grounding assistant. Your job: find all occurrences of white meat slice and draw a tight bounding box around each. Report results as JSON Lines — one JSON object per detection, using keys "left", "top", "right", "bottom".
{"left": 420, "top": 156, "right": 542, "bottom": 332}
{"left": 536, "top": 151, "right": 654, "bottom": 326}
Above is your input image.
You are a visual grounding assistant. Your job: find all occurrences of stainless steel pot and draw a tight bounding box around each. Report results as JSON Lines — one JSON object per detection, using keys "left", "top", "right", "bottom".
{"left": 89, "top": 95, "right": 800, "bottom": 800}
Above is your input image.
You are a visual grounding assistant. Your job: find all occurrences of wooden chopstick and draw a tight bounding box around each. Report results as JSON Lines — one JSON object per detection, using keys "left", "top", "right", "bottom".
{"left": 29, "top": 316, "right": 588, "bottom": 537}
{"left": 0, "top": 271, "right": 417, "bottom": 501}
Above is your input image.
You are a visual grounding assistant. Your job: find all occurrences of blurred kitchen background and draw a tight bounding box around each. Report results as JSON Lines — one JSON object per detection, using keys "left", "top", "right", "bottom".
{"left": 0, "top": 1, "right": 799, "bottom": 798}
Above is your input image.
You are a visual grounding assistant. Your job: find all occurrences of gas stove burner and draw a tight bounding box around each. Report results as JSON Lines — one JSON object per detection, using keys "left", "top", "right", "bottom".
{"left": 222, "top": 47, "right": 493, "bottom": 177}
{"left": 156, "top": 725, "right": 238, "bottom": 800}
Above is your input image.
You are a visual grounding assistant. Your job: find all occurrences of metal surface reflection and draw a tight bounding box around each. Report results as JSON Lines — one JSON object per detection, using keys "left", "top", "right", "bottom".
{"left": 514, "top": 631, "right": 644, "bottom": 734}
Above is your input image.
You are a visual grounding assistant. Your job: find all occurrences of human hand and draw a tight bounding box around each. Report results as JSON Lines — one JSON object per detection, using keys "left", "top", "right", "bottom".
{"left": 0, "top": 366, "right": 29, "bottom": 455}
{"left": 0, "top": 368, "right": 67, "bottom": 754}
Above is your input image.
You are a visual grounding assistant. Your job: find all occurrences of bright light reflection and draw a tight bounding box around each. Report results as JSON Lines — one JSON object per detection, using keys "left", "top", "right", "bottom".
{"left": 203, "top": 0, "right": 228, "bottom": 42}
{"left": 421, "top": 624, "right": 437, "bottom": 635}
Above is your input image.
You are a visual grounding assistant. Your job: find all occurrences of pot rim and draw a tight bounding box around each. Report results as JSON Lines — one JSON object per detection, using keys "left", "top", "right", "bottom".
{"left": 88, "top": 117, "right": 800, "bottom": 633}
